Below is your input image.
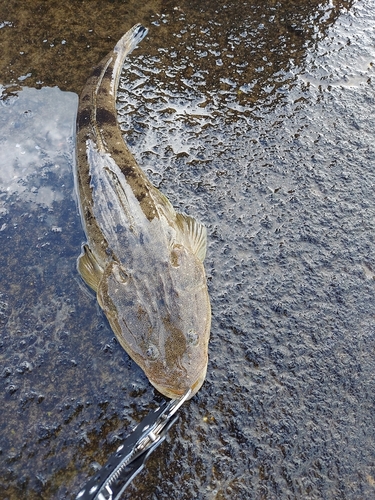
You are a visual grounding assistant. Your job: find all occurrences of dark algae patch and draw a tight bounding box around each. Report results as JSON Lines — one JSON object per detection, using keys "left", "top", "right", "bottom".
{"left": 0, "top": 0, "right": 161, "bottom": 94}
{"left": 1, "top": 1, "right": 375, "bottom": 499}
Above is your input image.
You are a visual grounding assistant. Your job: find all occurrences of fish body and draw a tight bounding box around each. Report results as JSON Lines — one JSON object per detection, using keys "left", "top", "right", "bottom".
{"left": 75, "top": 24, "right": 211, "bottom": 399}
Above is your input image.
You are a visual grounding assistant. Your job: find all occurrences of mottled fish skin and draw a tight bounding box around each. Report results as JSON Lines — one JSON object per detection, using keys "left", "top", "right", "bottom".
{"left": 75, "top": 24, "right": 211, "bottom": 399}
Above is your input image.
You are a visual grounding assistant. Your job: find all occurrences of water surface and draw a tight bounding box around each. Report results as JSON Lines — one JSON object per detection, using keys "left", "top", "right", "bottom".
{"left": 1, "top": 1, "right": 374, "bottom": 499}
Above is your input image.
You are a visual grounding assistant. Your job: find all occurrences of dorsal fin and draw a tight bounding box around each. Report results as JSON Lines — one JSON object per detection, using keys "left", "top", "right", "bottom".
{"left": 175, "top": 212, "right": 207, "bottom": 262}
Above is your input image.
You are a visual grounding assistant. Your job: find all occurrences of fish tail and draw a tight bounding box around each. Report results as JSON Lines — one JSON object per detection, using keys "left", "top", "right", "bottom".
{"left": 111, "top": 24, "right": 148, "bottom": 97}
{"left": 114, "top": 24, "right": 148, "bottom": 61}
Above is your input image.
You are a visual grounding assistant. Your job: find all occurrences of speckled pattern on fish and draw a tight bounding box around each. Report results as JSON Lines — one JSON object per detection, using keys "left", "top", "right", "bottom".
{"left": 75, "top": 24, "right": 211, "bottom": 400}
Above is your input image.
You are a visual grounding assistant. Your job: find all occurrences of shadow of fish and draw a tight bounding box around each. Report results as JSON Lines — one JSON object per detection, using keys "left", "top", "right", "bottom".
{"left": 75, "top": 24, "right": 211, "bottom": 399}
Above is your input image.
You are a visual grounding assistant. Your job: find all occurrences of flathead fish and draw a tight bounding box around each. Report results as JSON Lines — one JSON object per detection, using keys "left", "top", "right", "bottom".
{"left": 75, "top": 24, "right": 211, "bottom": 399}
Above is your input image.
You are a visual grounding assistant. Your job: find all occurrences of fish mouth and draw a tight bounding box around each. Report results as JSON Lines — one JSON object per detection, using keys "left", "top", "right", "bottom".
{"left": 151, "top": 365, "right": 207, "bottom": 401}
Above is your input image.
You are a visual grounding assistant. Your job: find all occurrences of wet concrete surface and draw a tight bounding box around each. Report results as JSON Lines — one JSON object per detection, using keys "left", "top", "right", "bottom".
{"left": 1, "top": 1, "right": 375, "bottom": 499}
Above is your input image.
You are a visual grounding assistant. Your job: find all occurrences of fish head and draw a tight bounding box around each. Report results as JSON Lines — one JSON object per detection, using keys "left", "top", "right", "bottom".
{"left": 97, "top": 246, "right": 211, "bottom": 400}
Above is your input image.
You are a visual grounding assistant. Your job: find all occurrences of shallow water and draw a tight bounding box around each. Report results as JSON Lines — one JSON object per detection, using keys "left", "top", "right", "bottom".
{"left": 1, "top": 1, "right": 375, "bottom": 499}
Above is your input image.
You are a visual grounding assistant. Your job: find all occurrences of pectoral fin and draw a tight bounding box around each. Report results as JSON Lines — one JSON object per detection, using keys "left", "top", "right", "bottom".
{"left": 77, "top": 244, "right": 104, "bottom": 292}
{"left": 176, "top": 212, "right": 207, "bottom": 262}
{"left": 151, "top": 186, "right": 177, "bottom": 221}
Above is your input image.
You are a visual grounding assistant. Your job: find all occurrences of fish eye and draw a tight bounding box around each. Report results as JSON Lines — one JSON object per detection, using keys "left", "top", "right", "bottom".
{"left": 170, "top": 245, "right": 183, "bottom": 268}
{"left": 187, "top": 329, "right": 199, "bottom": 346}
{"left": 146, "top": 344, "right": 159, "bottom": 360}
{"left": 114, "top": 265, "right": 129, "bottom": 284}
